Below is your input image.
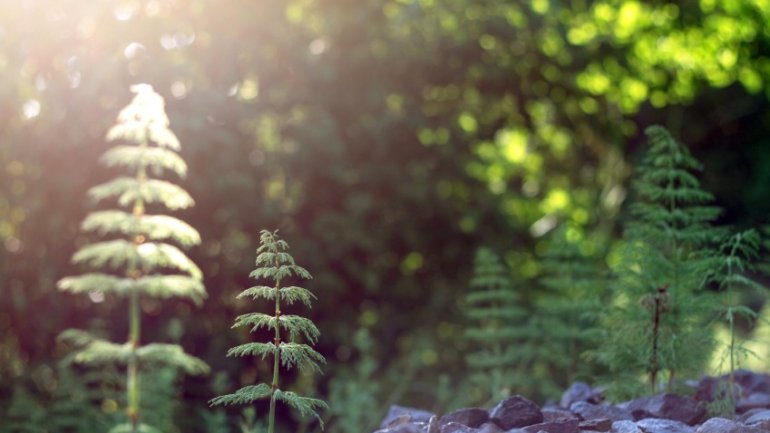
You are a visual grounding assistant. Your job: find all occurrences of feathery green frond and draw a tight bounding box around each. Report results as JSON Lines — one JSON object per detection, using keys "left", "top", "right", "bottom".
{"left": 100, "top": 145, "right": 188, "bottom": 178}
{"left": 136, "top": 344, "right": 209, "bottom": 375}
{"left": 82, "top": 211, "right": 201, "bottom": 247}
{"left": 209, "top": 384, "right": 273, "bottom": 406}
{"left": 58, "top": 273, "right": 205, "bottom": 303}
{"left": 233, "top": 312, "right": 320, "bottom": 342}
{"left": 89, "top": 177, "right": 194, "bottom": 210}
{"left": 237, "top": 285, "right": 317, "bottom": 307}
{"left": 72, "top": 240, "right": 202, "bottom": 279}
{"left": 249, "top": 264, "right": 312, "bottom": 282}
{"left": 277, "top": 315, "right": 320, "bottom": 343}
{"left": 226, "top": 342, "right": 276, "bottom": 359}
{"left": 232, "top": 312, "right": 274, "bottom": 331}
{"left": 58, "top": 330, "right": 132, "bottom": 365}
{"left": 273, "top": 390, "right": 328, "bottom": 427}
{"left": 279, "top": 343, "right": 325, "bottom": 372}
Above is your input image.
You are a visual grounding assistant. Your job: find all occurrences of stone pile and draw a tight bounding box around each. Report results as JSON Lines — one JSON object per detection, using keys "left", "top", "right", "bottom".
{"left": 372, "top": 370, "right": 770, "bottom": 433}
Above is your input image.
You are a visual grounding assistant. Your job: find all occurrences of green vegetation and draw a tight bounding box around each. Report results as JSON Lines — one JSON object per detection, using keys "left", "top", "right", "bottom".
{"left": 708, "top": 229, "right": 765, "bottom": 415}
{"left": 210, "top": 230, "right": 327, "bottom": 433}
{"left": 530, "top": 227, "right": 608, "bottom": 396}
{"left": 463, "top": 247, "right": 530, "bottom": 403}
{"left": 599, "top": 126, "right": 726, "bottom": 396}
{"left": 56, "top": 85, "right": 209, "bottom": 433}
{"left": 2, "top": 1, "right": 770, "bottom": 432}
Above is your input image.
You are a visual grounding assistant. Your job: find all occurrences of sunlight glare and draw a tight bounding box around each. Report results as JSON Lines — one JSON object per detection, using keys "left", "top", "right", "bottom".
{"left": 22, "top": 100, "right": 41, "bottom": 120}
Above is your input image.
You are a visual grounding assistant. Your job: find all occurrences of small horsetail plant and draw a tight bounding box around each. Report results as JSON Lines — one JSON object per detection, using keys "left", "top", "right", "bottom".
{"left": 210, "top": 229, "right": 327, "bottom": 433}
{"left": 57, "top": 84, "right": 209, "bottom": 433}
{"left": 709, "top": 229, "right": 765, "bottom": 415}
{"left": 464, "top": 247, "right": 531, "bottom": 403}
{"left": 533, "top": 226, "right": 607, "bottom": 396}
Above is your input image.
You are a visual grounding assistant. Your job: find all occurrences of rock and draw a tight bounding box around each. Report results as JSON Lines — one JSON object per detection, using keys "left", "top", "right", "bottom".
{"left": 635, "top": 418, "right": 694, "bottom": 433}
{"left": 611, "top": 420, "right": 642, "bottom": 433}
{"left": 489, "top": 395, "right": 543, "bottom": 430}
{"left": 561, "top": 382, "right": 601, "bottom": 408}
{"left": 541, "top": 407, "right": 578, "bottom": 422}
{"left": 622, "top": 394, "right": 705, "bottom": 425}
{"left": 695, "top": 417, "right": 766, "bottom": 433}
{"left": 440, "top": 422, "right": 476, "bottom": 433}
{"left": 440, "top": 408, "right": 489, "bottom": 428}
{"left": 693, "top": 376, "right": 720, "bottom": 403}
{"left": 476, "top": 422, "right": 504, "bottom": 433}
{"left": 570, "top": 401, "right": 632, "bottom": 422}
{"left": 744, "top": 409, "right": 770, "bottom": 424}
{"left": 737, "top": 408, "right": 767, "bottom": 423}
{"left": 747, "top": 419, "right": 770, "bottom": 431}
{"left": 521, "top": 419, "right": 578, "bottom": 433}
{"left": 381, "top": 405, "right": 437, "bottom": 429}
{"left": 737, "top": 393, "right": 770, "bottom": 413}
{"left": 428, "top": 416, "right": 440, "bottom": 433}
{"left": 374, "top": 424, "right": 426, "bottom": 433}
{"left": 732, "top": 371, "right": 770, "bottom": 395}
{"left": 579, "top": 418, "right": 613, "bottom": 432}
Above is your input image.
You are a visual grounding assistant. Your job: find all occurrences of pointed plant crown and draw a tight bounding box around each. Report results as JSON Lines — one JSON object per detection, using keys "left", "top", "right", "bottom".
{"left": 210, "top": 230, "right": 327, "bottom": 432}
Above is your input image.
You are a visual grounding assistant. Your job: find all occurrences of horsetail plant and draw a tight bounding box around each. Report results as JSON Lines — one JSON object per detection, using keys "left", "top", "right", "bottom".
{"left": 464, "top": 247, "right": 531, "bottom": 403}
{"left": 709, "top": 229, "right": 765, "bottom": 415}
{"left": 210, "top": 229, "right": 327, "bottom": 433}
{"left": 599, "top": 125, "right": 725, "bottom": 397}
{"left": 57, "top": 84, "right": 209, "bottom": 433}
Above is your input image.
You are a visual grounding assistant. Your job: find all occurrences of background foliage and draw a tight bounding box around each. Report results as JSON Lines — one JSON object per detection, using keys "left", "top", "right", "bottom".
{"left": 1, "top": 0, "right": 770, "bottom": 432}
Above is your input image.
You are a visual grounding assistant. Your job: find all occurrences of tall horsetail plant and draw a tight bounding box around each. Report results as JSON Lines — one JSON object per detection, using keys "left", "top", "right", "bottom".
{"left": 210, "top": 230, "right": 327, "bottom": 433}
{"left": 57, "top": 85, "right": 209, "bottom": 433}
{"left": 464, "top": 247, "right": 531, "bottom": 403}
{"left": 599, "top": 125, "right": 725, "bottom": 398}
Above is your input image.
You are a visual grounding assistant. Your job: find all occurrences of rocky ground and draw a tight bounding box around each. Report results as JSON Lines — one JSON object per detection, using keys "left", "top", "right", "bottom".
{"left": 373, "top": 370, "right": 770, "bottom": 433}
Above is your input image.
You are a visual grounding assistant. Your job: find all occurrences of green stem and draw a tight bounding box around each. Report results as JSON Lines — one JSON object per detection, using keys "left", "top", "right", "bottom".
{"left": 729, "top": 312, "right": 735, "bottom": 388}
{"left": 269, "top": 279, "right": 282, "bottom": 433}
{"left": 128, "top": 288, "right": 140, "bottom": 432}
{"left": 128, "top": 138, "right": 147, "bottom": 432}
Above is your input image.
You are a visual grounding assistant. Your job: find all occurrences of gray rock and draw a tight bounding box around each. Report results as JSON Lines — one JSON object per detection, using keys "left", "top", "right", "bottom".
{"left": 521, "top": 419, "right": 578, "bottom": 433}
{"left": 579, "top": 418, "right": 612, "bottom": 432}
{"left": 737, "top": 393, "right": 770, "bottom": 413}
{"left": 611, "top": 420, "right": 642, "bottom": 433}
{"left": 476, "top": 422, "right": 504, "bottom": 433}
{"left": 695, "top": 417, "right": 765, "bottom": 433}
{"left": 440, "top": 408, "right": 489, "bottom": 428}
{"left": 622, "top": 394, "right": 705, "bottom": 425}
{"left": 570, "top": 401, "right": 633, "bottom": 422}
{"left": 374, "top": 424, "right": 426, "bottom": 433}
{"left": 732, "top": 371, "right": 770, "bottom": 395}
{"left": 744, "top": 409, "right": 770, "bottom": 425}
{"left": 541, "top": 407, "right": 578, "bottom": 422}
{"left": 381, "top": 406, "right": 437, "bottom": 429}
{"left": 737, "top": 408, "right": 767, "bottom": 423}
{"left": 490, "top": 395, "right": 543, "bottom": 430}
{"left": 428, "top": 416, "right": 440, "bottom": 433}
{"left": 635, "top": 418, "right": 694, "bottom": 433}
{"left": 440, "top": 422, "right": 476, "bottom": 433}
{"left": 561, "top": 382, "right": 600, "bottom": 408}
